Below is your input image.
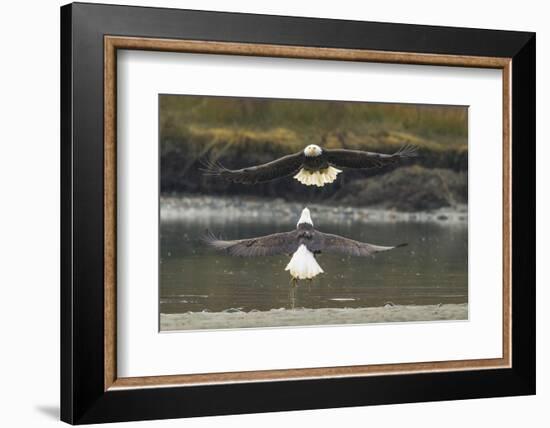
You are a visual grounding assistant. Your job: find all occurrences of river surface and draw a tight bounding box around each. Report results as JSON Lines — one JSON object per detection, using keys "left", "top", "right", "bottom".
{"left": 160, "top": 216, "right": 468, "bottom": 314}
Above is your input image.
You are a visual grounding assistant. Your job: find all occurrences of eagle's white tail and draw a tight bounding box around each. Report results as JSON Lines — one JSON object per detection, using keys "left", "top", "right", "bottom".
{"left": 293, "top": 166, "right": 342, "bottom": 187}
{"left": 285, "top": 244, "right": 324, "bottom": 280}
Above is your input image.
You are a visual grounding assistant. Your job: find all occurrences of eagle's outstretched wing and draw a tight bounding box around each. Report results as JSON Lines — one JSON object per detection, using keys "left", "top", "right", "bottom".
{"left": 324, "top": 144, "right": 417, "bottom": 169}
{"left": 310, "top": 231, "right": 407, "bottom": 257}
{"left": 203, "top": 231, "right": 300, "bottom": 257}
{"left": 201, "top": 152, "right": 304, "bottom": 184}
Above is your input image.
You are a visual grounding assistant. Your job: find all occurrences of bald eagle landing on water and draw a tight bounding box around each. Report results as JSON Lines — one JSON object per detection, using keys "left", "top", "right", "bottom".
{"left": 204, "top": 208, "right": 407, "bottom": 284}
{"left": 202, "top": 144, "right": 417, "bottom": 187}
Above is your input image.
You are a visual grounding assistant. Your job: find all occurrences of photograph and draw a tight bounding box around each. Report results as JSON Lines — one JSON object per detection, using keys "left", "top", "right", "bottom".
{"left": 54, "top": 2, "right": 536, "bottom": 424}
{"left": 159, "top": 95, "right": 469, "bottom": 331}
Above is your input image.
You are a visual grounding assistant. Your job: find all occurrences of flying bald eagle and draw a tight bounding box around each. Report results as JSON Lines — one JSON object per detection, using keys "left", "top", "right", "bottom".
{"left": 202, "top": 144, "right": 417, "bottom": 187}
{"left": 204, "top": 208, "right": 407, "bottom": 284}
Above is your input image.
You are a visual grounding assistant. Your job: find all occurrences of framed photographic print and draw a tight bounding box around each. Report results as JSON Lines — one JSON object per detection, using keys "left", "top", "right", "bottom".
{"left": 60, "top": 2, "right": 535, "bottom": 424}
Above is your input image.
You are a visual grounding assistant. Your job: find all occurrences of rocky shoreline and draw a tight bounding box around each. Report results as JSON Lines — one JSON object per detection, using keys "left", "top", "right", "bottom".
{"left": 161, "top": 194, "right": 468, "bottom": 225}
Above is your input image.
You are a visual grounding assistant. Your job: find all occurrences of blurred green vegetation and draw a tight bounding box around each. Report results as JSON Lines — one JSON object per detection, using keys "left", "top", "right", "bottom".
{"left": 160, "top": 95, "right": 468, "bottom": 210}
{"left": 161, "top": 95, "right": 467, "bottom": 153}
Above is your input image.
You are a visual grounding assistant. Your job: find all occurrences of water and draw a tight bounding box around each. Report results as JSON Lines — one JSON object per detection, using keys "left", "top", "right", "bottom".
{"left": 160, "top": 216, "right": 468, "bottom": 314}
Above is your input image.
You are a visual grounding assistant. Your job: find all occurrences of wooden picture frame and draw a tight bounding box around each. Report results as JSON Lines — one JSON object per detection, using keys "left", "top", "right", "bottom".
{"left": 61, "top": 2, "right": 535, "bottom": 424}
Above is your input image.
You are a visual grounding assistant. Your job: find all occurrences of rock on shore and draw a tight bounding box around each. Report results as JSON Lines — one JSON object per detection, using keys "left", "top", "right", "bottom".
{"left": 160, "top": 194, "right": 467, "bottom": 225}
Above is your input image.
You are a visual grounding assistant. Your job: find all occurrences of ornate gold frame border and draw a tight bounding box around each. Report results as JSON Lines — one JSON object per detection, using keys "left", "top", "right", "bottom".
{"left": 104, "top": 36, "right": 512, "bottom": 391}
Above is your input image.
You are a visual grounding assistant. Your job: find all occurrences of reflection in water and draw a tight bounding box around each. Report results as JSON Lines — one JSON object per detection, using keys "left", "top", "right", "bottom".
{"left": 289, "top": 286, "right": 296, "bottom": 310}
{"left": 160, "top": 217, "right": 467, "bottom": 314}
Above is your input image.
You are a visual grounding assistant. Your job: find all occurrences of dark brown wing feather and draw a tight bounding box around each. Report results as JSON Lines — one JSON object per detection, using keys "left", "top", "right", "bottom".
{"left": 324, "top": 144, "right": 417, "bottom": 169}
{"left": 309, "top": 231, "right": 406, "bottom": 257}
{"left": 203, "top": 231, "right": 300, "bottom": 257}
{"left": 201, "top": 152, "right": 304, "bottom": 184}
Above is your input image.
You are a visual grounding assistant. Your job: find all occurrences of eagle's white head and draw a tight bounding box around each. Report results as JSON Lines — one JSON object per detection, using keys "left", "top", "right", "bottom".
{"left": 303, "top": 144, "right": 322, "bottom": 157}
{"left": 297, "top": 207, "right": 313, "bottom": 227}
